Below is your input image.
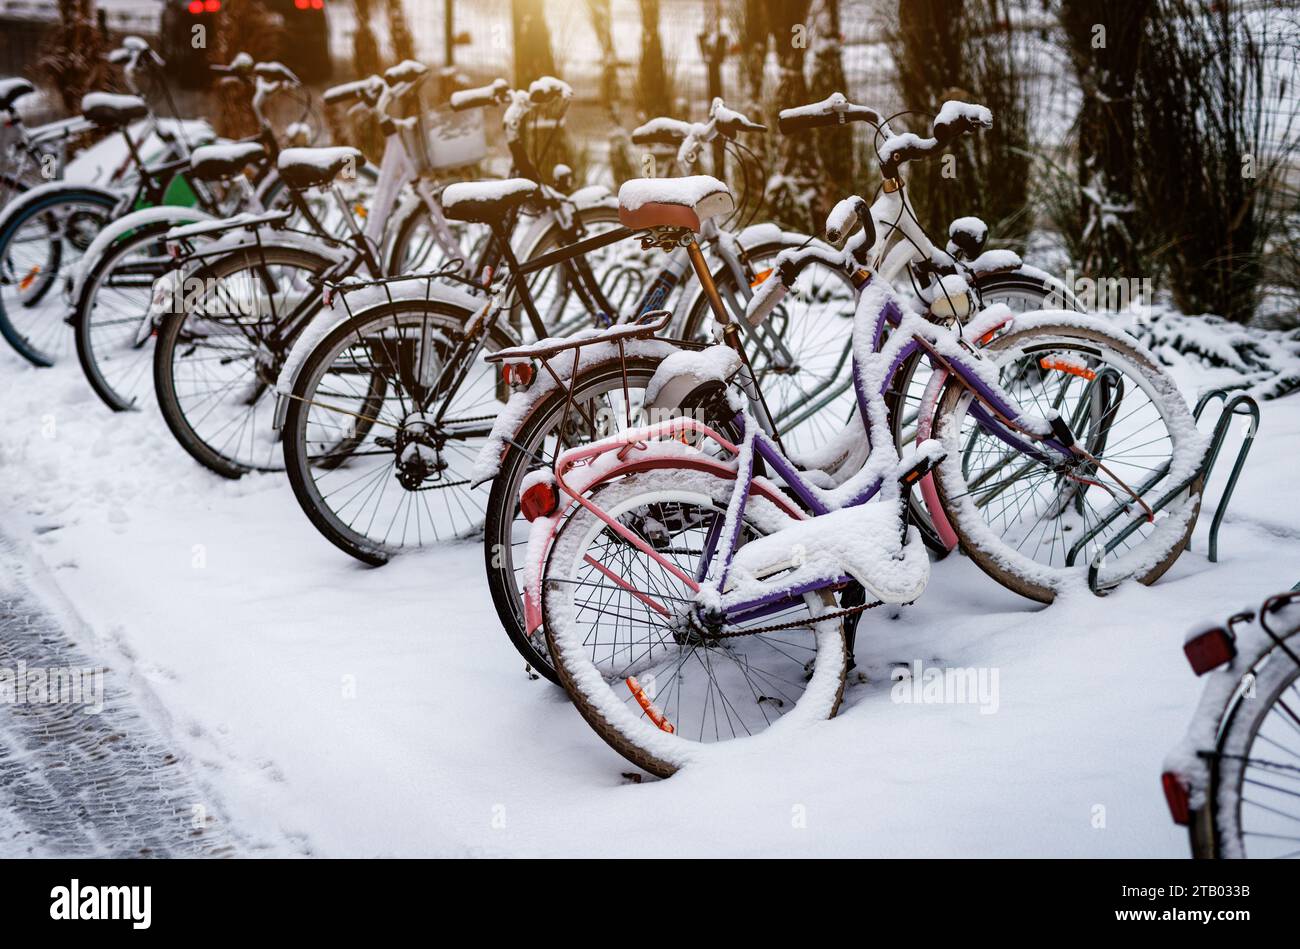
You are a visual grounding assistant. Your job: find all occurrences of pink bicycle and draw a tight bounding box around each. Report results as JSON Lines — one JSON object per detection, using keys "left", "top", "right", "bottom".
{"left": 515, "top": 168, "right": 1207, "bottom": 776}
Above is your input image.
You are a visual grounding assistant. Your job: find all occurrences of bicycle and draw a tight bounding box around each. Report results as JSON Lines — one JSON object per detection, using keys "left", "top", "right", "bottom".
{"left": 1163, "top": 586, "right": 1300, "bottom": 858}
{"left": 149, "top": 59, "right": 501, "bottom": 477}
{"left": 478, "top": 93, "right": 1081, "bottom": 683}
{"left": 274, "top": 89, "right": 829, "bottom": 565}
{"left": 0, "top": 37, "right": 225, "bottom": 367}
{"left": 69, "top": 54, "right": 332, "bottom": 412}
{"left": 520, "top": 112, "right": 1206, "bottom": 774}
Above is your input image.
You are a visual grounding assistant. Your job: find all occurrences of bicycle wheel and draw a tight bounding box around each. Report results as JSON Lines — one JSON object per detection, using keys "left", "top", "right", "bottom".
{"left": 153, "top": 245, "right": 336, "bottom": 477}
{"left": 892, "top": 270, "right": 1081, "bottom": 553}
{"left": 931, "top": 321, "right": 1203, "bottom": 601}
{"left": 679, "top": 239, "right": 859, "bottom": 461}
{"left": 543, "top": 468, "right": 846, "bottom": 778}
{"left": 0, "top": 190, "right": 115, "bottom": 366}
{"left": 509, "top": 205, "right": 634, "bottom": 340}
{"left": 484, "top": 354, "right": 701, "bottom": 682}
{"left": 281, "top": 298, "right": 509, "bottom": 564}
{"left": 1196, "top": 633, "right": 1300, "bottom": 858}
{"left": 73, "top": 221, "right": 176, "bottom": 411}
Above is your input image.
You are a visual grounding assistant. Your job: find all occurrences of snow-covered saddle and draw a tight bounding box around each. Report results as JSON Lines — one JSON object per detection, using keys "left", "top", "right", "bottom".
{"left": 0, "top": 77, "right": 35, "bottom": 113}
{"left": 190, "top": 142, "right": 266, "bottom": 182}
{"left": 617, "top": 175, "right": 735, "bottom": 233}
{"left": 440, "top": 178, "right": 539, "bottom": 224}
{"left": 81, "top": 92, "right": 148, "bottom": 129}
{"left": 277, "top": 146, "right": 364, "bottom": 191}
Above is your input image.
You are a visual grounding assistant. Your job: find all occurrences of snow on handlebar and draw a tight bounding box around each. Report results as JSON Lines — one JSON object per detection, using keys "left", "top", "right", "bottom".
{"left": 877, "top": 100, "right": 992, "bottom": 178}
{"left": 744, "top": 245, "right": 848, "bottom": 327}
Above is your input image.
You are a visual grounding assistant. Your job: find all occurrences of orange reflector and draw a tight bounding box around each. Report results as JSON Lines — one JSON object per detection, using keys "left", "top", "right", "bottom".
{"left": 626, "top": 676, "right": 675, "bottom": 733}
{"left": 978, "top": 329, "right": 997, "bottom": 346}
{"left": 749, "top": 268, "right": 772, "bottom": 288}
{"left": 353, "top": 203, "right": 368, "bottom": 219}
{"left": 1039, "top": 356, "right": 1096, "bottom": 381}
{"left": 18, "top": 265, "right": 40, "bottom": 291}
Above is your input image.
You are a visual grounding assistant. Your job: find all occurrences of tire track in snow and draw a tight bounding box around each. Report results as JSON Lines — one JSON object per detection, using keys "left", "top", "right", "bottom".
{"left": 0, "top": 531, "right": 238, "bottom": 857}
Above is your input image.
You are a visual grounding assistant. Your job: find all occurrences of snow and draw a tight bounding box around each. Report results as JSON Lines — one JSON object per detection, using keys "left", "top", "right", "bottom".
{"left": 440, "top": 178, "right": 537, "bottom": 212}
{"left": 617, "top": 175, "right": 729, "bottom": 212}
{"left": 0, "top": 307, "right": 1296, "bottom": 855}
{"left": 72, "top": 206, "right": 215, "bottom": 303}
{"left": 643, "top": 345, "right": 740, "bottom": 405}
{"left": 934, "top": 100, "right": 993, "bottom": 132}
{"left": 79, "top": 92, "right": 147, "bottom": 114}
{"left": 630, "top": 117, "right": 692, "bottom": 143}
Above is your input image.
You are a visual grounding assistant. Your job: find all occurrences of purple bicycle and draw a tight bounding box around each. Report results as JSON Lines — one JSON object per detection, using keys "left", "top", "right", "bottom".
{"left": 518, "top": 176, "right": 1207, "bottom": 777}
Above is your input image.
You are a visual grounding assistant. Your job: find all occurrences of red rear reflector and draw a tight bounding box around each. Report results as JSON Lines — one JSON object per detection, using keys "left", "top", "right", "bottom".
{"left": 502, "top": 362, "right": 534, "bottom": 389}
{"left": 295, "top": 0, "right": 309, "bottom": 7}
{"left": 312, "top": 0, "right": 324, "bottom": 8}
{"left": 1184, "top": 626, "right": 1236, "bottom": 676}
{"left": 520, "top": 480, "right": 558, "bottom": 521}
{"left": 1161, "top": 771, "right": 1190, "bottom": 825}
{"left": 204, "top": 0, "right": 221, "bottom": 10}
{"left": 188, "top": 0, "right": 203, "bottom": 11}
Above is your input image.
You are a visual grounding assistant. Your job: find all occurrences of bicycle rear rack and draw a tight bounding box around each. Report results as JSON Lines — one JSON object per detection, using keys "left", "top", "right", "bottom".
{"left": 1074, "top": 385, "right": 1259, "bottom": 594}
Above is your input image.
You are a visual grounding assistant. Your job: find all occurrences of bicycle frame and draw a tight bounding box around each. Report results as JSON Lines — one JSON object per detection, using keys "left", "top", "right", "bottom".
{"left": 518, "top": 270, "right": 1078, "bottom": 633}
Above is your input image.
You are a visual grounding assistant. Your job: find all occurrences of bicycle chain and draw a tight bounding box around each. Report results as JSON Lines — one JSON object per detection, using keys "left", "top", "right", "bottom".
{"left": 711, "top": 599, "right": 884, "bottom": 638}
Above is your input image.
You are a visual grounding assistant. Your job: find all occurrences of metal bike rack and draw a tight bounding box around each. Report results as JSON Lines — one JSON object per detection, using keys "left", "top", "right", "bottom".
{"left": 1077, "top": 386, "right": 1260, "bottom": 594}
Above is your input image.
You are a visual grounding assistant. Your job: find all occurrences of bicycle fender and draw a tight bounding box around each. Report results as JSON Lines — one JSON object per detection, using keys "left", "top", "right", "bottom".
{"left": 0, "top": 181, "right": 118, "bottom": 241}
{"left": 523, "top": 451, "right": 804, "bottom": 636}
{"left": 72, "top": 205, "right": 214, "bottom": 303}
{"left": 271, "top": 278, "right": 486, "bottom": 430}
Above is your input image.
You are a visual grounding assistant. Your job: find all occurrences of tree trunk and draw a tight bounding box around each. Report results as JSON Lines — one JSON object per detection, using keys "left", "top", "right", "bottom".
{"left": 1060, "top": 0, "right": 1153, "bottom": 276}
{"left": 583, "top": 0, "right": 620, "bottom": 112}
{"left": 636, "top": 0, "right": 672, "bottom": 120}
{"left": 38, "top": 0, "right": 112, "bottom": 113}
{"left": 385, "top": 0, "right": 417, "bottom": 64}
{"left": 767, "top": 0, "right": 824, "bottom": 230}
{"left": 512, "top": 0, "right": 558, "bottom": 87}
{"left": 810, "top": 0, "right": 851, "bottom": 196}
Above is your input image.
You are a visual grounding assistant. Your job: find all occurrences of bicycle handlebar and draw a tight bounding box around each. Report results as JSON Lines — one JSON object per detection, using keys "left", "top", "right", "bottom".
{"left": 630, "top": 117, "right": 693, "bottom": 147}
{"left": 449, "top": 79, "right": 510, "bottom": 111}
{"left": 323, "top": 76, "right": 385, "bottom": 108}
{"left": 777, "top": 92, "right": 890, "bottom": 135}
{"left": 878, "top": 100, "right": 992, "bottom": 179}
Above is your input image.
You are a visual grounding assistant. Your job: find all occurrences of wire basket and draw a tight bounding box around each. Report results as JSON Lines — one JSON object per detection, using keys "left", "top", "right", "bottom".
{"left": 409, "top": 105, "right": 488, "bottom": 175}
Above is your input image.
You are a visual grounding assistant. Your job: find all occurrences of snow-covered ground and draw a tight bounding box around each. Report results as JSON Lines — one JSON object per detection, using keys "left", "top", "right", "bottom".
{"left": 0, "top": 327, "right": 1295, "bottom": 857}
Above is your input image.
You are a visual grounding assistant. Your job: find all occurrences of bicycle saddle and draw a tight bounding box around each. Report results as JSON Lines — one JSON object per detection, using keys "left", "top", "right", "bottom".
{"left": 0, "top": 77, "right": 35, "bottom": 113}
{"left": 277, "top": 146, "right": 363, "bottom": 191}
{"left": 441, "top": 178, "right": 539, "bottom": 224}
{"left": 189, "top": 142, "right": 266, "bottom": 181}
{"left": 617, "top": 176, "right": 734, "bottom": 233}
{"left": 81, "top": 92, "right": 149, "bottom": 129}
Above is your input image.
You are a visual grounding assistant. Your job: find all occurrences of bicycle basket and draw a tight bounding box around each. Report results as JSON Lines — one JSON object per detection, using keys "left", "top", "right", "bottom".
{"left": 414, "top": 105, "right": 488, "bottom": 173}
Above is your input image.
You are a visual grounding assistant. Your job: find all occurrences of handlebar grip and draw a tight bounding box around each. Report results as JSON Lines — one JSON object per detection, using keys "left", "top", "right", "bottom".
{"left": 931, "top": 101, "right": 993, "bottom": 144}
{"left": 630, "top": 117, "right": 691, "bottom": 147}
{"left": 745, "top": 272, "right": 789, "bottom": 327}
{"left": 383, "top": 60, "right": 429, "bottom": 87}
{"left": 323, "top": 77, "right": 382, "bottom": 107}
{"left": 777, "top": 95, "right": 887, "bottom": 134}
{"left": 527, "top": 76, "right": 572, "bottom": 105}
{"left": 825, "top": 196, "right": 870, "bottom": 245}
{"left": 449, "top": 78, "right": 508, "bottom": 111}
{"left": 254, "top": 61, "right": 301, "bottom": 86}
{"left": 745, "top": 246, "right": 846, "bottom": 325}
